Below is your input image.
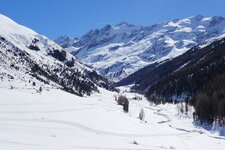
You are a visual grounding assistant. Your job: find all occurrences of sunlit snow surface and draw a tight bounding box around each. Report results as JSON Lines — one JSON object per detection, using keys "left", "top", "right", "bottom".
{"left": 0, "top": 87, "right": 225, "bottom": 150}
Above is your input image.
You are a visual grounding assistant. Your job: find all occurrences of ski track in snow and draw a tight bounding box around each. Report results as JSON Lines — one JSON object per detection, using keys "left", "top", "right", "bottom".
{"left": 0, "top": 118, "right": 191, "bottom": 138}
{"left": 0, "top": 104, "right": 107, "bottom": 114}
{"left": 0, "top": 88, "right": 225, "bottom": 150}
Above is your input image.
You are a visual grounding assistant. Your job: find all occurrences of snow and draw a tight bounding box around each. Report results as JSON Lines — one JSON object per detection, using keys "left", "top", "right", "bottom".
{"left": 0, "top": 14, "right": 89, "bottom": 73}
{"left": 0, "top": 87, "right": 225, "bottom": 150}
{"left": 1, "top": 13, "right": 225, "bottom": 150}
{"left": 0, "top": 14, "right": 37, "bottom": 36}
{"left": 57, "top": 15, "right": 225, "bottom": 81}
{"left": 0, "top": 13, "right": 98, "bottom": 95}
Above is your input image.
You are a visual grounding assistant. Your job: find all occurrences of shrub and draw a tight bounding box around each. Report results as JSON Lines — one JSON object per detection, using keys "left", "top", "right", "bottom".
{"left": 28, "top": 44, "right": 40, "bottom": 51}
{"left": 139, "top": 108, "right": 145, "bottom": 121}
{"left": 133, "top": 140, "right": 138, "bottom": 145}
{"left": 39, "top": 87, "right": 42, "bottom": 93}
{"left": 117, "top": 95, "right": 129, "bottom": 112}
{"left": 176, "top": 102, "right": 184, "bottom": 115}
{"left": 117, "top": 95, "right": 127, "bottom": 105}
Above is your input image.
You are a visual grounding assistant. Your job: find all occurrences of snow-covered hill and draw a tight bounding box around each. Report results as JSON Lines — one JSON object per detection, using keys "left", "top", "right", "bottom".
{"left": 0, "top": 87, "right": 225, "bottom": 150}
{"left": 56, "top": 15, "right": 225, "bottom": 81}
{"left": 0, "top": 14, "right": 113, "bottom": 96}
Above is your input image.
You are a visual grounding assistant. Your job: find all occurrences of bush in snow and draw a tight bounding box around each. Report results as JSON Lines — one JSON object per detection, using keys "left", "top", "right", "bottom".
{"left": 133, "top": 140, "right": 138, "bottom": 145}
{"left": 177, "top": 102, "right": 185, "bottom": 115}
{"left": 39, "top": 87, "right": 42, "bottom": 93}
{"left": 116, "top": 95, "right": 129, "bottom": 112}
{"left": 139, "top": 108, "right": 145, "bottom": 121}
{"left": 10, "top": 85, "right": 14, "bottom": 89}
{"left": 117, "top": 95, "right": 127, "bottom": 105}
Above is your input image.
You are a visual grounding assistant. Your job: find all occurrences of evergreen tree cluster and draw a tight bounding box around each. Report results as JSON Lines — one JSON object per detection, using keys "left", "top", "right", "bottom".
{"left": 31, "top": 63, "right": 98, "bottom": 96}
{"left": 195, "top": 74, "right": 225, "bottom": 124}
{"left": 143, "top": 38, "right": 225, "bottom": 124}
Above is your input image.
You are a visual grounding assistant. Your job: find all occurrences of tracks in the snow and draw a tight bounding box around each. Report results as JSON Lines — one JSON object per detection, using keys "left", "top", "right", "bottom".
{"left": 145, "top": 105, "right": 225, "bottom": 141}
{"left": 147, "top": 106, "right": 225, "bottom": 141}
{"left": 72, "top": 145, "right": 154, "bottom": 150}
{"left": 0, "top": 103, "right": 106, "bottom": 114}
{"left": 0, "top": 117, "right": 190, "bottom": 138}
{"left": 144, "top": 106, "right": 171, "bottom": 124}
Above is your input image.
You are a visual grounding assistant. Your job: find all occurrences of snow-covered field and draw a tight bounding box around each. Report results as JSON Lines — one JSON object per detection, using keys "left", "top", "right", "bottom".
{"left": 0, "top": 87, "right": 225, "bottom": 150}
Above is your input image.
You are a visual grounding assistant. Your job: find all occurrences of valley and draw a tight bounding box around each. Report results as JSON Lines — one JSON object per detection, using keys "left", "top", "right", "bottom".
{"left": 0, "top": 7, "right": 225, "bottom": 150}
{"left": 0, "top": 87, "right": 225, "bottom": 150}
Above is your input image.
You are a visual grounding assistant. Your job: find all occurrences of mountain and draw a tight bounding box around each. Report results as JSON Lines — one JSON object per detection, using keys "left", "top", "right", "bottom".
{"left": 116, "top": 37, "right": 224, "bottom": 91}
{"left": 0, "top": 14, "right": 114, "bottom": 96}
{"left": 56, "top": 15, "right": 225, "bottom": 81}
{"left": 142, "top": 37, "right": 225, "bottom": 101}
{"left": 55, "top": 36, "right": 79, "bottom": 53}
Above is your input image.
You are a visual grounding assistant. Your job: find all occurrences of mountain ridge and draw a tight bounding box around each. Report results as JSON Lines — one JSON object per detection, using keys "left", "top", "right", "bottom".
{"left": 144, "top": 37, "right": 225, "bottom": 101}
{"left": 56, "top": 15, "right": 225, "bottom": 81}
{"left": 0, "top": 14, "right": 114, "bottom": 96}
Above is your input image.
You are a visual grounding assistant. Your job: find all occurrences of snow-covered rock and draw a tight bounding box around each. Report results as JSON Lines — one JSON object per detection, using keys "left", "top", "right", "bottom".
{"left": 56, "top": 15, "right": 225, "bottom": 81}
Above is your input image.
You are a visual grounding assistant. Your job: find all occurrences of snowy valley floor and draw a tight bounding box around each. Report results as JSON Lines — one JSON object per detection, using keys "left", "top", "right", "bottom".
{"left": 0, "top": 88, "right": 225, "bottom": 150}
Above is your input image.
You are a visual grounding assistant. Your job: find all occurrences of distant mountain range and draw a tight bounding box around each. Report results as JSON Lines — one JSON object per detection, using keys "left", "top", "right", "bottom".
{"left": 56, "top": 15, "right": 225, "bottom": 81}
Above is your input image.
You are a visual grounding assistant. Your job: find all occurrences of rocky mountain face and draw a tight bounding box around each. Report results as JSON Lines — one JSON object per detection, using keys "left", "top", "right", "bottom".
{"left": 0, "top": 14, "right": 114, "bottom": 96}
{"left": 56, "top": 15, "right": 225, "bottom": 81}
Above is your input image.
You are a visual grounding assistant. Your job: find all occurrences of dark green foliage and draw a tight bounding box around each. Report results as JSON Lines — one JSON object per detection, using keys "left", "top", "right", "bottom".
{"left": 0, "top": 36, "right": 6, "bottom": 41}
{"left": 32, "top": 38, "right": 39, "bottom": 43}
{"left": 65, "top": 57, "right": 75, "bottom": 67}
{"left": 195, "top": 74, "right": 225, "bottom": 124}
{"left": 28, "top": 44, "right": 40, "bottom": 51}
{"left": 195, "top": 93, "right": 213, "bottom": 124}
{"left": 31, "top": 63, "right": 98, "bottom": 96}
{"left": 49, "top": 49, "right": 67, "bottom": 62}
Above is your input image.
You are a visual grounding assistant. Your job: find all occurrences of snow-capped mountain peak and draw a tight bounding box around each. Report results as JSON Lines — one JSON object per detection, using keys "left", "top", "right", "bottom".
{"left": 113, "top": 22, "right": 139, "bottom": 30}
{"left": 0, "top": 14, "right": 37, "bottom": 36}
{"left": 56, "top": 15, "right": 225, "bottom": 81}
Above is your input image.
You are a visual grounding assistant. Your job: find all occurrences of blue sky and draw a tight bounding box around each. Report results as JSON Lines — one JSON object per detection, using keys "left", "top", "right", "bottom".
{"left": 1, "top": 0, "right": 225, "bottom": 39}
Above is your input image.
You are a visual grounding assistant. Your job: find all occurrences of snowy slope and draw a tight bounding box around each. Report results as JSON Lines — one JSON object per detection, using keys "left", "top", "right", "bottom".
{"left": 0, "top": 87, "right": 225, "bottom": 150}
{"left": 0, "top": 14, "right": 113, "bottom": 96}
{"left": 57, "top": 15, "right": 225, "bottom": 81}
